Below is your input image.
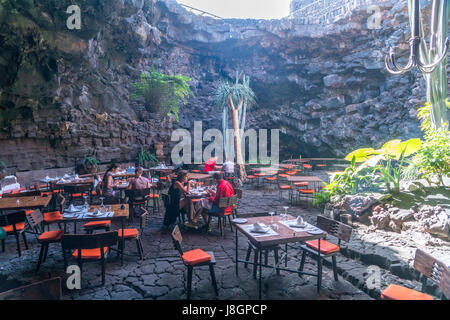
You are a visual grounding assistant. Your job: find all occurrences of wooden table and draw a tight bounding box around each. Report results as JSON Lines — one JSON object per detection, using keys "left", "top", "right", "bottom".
{"left": 188, "top": 173, "right": 213, "bottom": 181}
{"left": 61, "top": 204, "right": 129, "bottom": 265}
{"left": 232, "top": 215, "right": 327, "bottom": 299}
{"left": 0, "top": 196, "right": 51, "bottom": 211}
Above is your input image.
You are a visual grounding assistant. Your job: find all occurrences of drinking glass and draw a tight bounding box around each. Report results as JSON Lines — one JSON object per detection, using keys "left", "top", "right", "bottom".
{"left": 99, "top": 197, "right": 105, "bottom": 211}
{"left": 269, "top": 211, "right": 275, "bottom": 223}
{"left": 283, "top": 206, "right": 289, "bottom": 220}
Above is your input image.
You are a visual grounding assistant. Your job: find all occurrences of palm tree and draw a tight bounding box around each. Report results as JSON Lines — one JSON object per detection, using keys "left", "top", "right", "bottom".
{"left": 215, "top": 73, "right": 256, "bottom": 180}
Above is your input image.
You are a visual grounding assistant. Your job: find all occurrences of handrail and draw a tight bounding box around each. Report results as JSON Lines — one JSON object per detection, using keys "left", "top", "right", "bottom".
{"left": 179, "top": 3, "right": 223, "bottom": 19}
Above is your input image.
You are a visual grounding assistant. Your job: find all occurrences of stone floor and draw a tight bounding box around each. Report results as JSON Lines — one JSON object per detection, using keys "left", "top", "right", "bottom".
{"left": 0, "top": 184, "right": 372, "bottom": 300}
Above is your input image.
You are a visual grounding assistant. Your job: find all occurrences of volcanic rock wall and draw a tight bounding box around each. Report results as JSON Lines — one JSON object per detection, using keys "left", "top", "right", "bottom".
{"left": 0, "top": 0, "right": 430, "bottom": 172}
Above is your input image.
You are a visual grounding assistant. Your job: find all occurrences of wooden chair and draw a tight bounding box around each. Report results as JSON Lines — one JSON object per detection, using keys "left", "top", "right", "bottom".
{"left": 298, "top": 215, "right": 352, "bottom": 290}
{"left": 171, "top": 225, "right": 218, "bottom": 300}
{"left": 26, "top": 210, "right": 64, "bottom": 273}
{"left": 64, "top": 185, "right": 92, "bottom": 205}
{"left": 42, "top": 193, "right": 66, "bottom": 231}
{"left": 125, "top": 188, "right": 151, "bottom": 223}
{"left": 0, "top": 277, "right": 62, "bottom": 300}
{"left": 231, "top": 189, "right": 243, "bottom": 219}
{"left": 206, "top": 195, "right": 237, "bottom": 237}
{"left": 381, "top": 249, "right": 450, "bottom": 300}
{"left": 117, "top": 208, "right": 147, "bottom": 261}
{"left": 0, "top": 211, "right": 28, "bottom": 257}
{"left": 62, "top": 231, "right": 118, "bottom": 286}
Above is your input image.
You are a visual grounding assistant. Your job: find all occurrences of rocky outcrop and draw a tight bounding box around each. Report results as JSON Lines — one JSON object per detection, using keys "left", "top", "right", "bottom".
{"left": 0, "top": 0, "right": 427, "bottom": 172}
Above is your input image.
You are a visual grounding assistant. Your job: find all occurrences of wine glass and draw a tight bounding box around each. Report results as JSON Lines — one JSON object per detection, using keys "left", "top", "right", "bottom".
{"left": 269, "top": 211, "right": 275, "bottom": 223}
{"left": 283, "top": 206, "right": 289, "bottom": 220}
{"left": 83, "top": 195, "right": 89, "bottom": 211}
{"left": 99, "top": 197, "right": 105, "bottom": 211}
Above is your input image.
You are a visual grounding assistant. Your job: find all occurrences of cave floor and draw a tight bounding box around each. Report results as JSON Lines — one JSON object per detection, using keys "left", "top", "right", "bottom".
{"left": 5, "top": 177, "right": 448, "bottom": 300}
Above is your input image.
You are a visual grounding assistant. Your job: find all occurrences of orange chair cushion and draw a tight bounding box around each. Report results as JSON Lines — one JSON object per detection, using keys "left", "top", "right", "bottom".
{"left": 278, "top": 174, "right": 290, "bottom": 178}
{"left": 159, "top": 177, "right": 168, "bottom": 181}
{"left": 2, "top": 222, "right": 25, "bottom": 233}
{"left": 71, "top": 193, "right": 87, "bottom": 198}
{"left": 149, "top": 194, "right": 160, "bottom": 198}
{"left": 72, "top": 247, "right": 108, "bottom": 260}
{"left": 182, "top": 249, "right": 212, "bottom": 266}
{"left": 279, "top": 185, "right": 292, "bottom": 190}
{"left": 191, "top": 199, "right": 200, "bottom": 203}
{"left": 247, "top": 175, "right": 257, "bottom": 179}
{"left": 316, "top": 164, "right": 327, "bottom": 167}
{"left": 298, "top": 189, "right": 315, "bottom": 194}
{"left": 285, "top": 171, "right": 297, "bottom": 175}
{"left": 25, "top": 210, "right": 34, "bottom": 215}
{"left": 117, "top": 228, "right": 139, "bottom": 239}
{"left": 84, "top": 220, "right": 111, "bottom": 228}
{"left": 43, "top": 211, "right": 63, "bottom": 223}
{"left": 305, "top": 240, "right": 340, "bottom": 255}
{"left": 192, "top": 170, "right": 201, "bottom": 173}
{"left": 265, "top": 177, "right": 277, "bottom": 181}
{"left": 303, "top": 164, "right": 313, "bottom": 169}
{"left": 254, "top": 173, "right": 266, "bottom": 177}
{"left": 294, "top": 182, "right": 309, "bottom": 187}
{"left": 38, "top": 230, "right": 64, "bottom": 242}
{"left": 381, "top": 284, "right": 434, "bottom": 300}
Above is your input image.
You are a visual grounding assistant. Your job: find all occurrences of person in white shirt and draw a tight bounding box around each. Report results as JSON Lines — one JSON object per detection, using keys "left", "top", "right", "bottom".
{"left": 223, "top": 159, "right": 235, "bottom": 178}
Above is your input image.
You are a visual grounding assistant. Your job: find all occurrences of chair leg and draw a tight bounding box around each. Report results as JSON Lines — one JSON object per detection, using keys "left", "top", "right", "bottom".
{"left": 228, "top": 216, "right": 233, "bottom": 232}
{"left": 43, "top": 243, "right": 49, "bottom": 262}
{"left": 317, "top": 256, "right": 323, "bottom": 292}
{"left": 332, "top": 255, "right": 338, "bottom": 281}
{"left": 187, "top": 266, "right": 193, "bottom": 300}
{"left": 274, "top": 248, "right": 280, "bottom": 276}
{"left": 101, "top": 259, "right": 106, "bottom": 285}
{"left": 264, "top": 250, "right": 268, "bottom": 266}
{"left": 22, "top": 232, "right": 28, "bottom": 250}
{"left": 209, "top": 264, "right": 219, "bottom": 296}
{"left": 136, "top": 239, "right": 143, "bottom": 260}
{"left": 35, "top": 244, "right": 45, "bottom": 273}
{"left": 14, "top": 232, "right": 21, "bottom": 257}
{"left": 244, "top": 245, "right": 252, "bottom": 269}
{"left": 298, "top": 250, "right": 306, "bottom": 275}
{"left": 253, "top": 249, "right": 258, "bottom": 279}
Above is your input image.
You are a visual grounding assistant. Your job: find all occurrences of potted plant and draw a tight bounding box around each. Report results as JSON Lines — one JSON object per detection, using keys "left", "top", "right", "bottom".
{"left": 76, "top": 156, "right": 100, "bottom": 175}
{"left": 137, "top": 148, "right": 158, "bottom": 168}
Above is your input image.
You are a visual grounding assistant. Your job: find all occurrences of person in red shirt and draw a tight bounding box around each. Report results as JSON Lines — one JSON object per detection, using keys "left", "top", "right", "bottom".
{"left": 190, "top": 172, "right": 234, "bottom": 228}
{"left": 203, "top": 156, "right": 218, "bottom": 173}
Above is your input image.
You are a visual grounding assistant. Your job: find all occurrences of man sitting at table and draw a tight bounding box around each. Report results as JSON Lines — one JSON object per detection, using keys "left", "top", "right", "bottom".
{"left": 189, "top": 172, "right": 234, "bottom": 230}
{"left": 203, "top": 156, "right": 218, "bottom": 174}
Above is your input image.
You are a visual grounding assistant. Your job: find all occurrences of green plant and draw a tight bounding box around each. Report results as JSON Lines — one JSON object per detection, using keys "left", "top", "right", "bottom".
{"left": 404, "top": 128, "right": 450, "bottom": 187}
{"left": 131, "top": 66, "right": 193, "bottom": 121}
{"left": 137, "top": 149, "right": 158, "bottom": 168}
{"left": 84, "top": 156, "right": 99, "bottom": 167}
{"left": 346, "top": 138, "right": 422, "bottom": 193}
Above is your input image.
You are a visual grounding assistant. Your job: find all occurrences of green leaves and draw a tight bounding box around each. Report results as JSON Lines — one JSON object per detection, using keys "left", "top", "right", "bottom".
{"left": 215, "top": 73, "right": 256, "bottom": 110}
{"left": 131, "top": 66, "right": 193, "bottom": 122}
{"left": 83, "top": 156, "right": 99, "bottom": 167}
{"left": 137, "top": 148, "right": 158, "bottom": 167}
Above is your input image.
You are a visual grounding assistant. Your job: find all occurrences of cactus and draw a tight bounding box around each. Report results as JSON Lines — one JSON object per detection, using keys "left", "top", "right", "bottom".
{"left": 386, "top": 0, "right": 449, "bottom": 130}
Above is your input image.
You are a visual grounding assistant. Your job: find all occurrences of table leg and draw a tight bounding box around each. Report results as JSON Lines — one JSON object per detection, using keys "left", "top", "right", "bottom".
{"left": 235, "top": 226, "right": 238, "bottom": 276}
{"left": 317, "top": 238, "right": 321, "bottom": 293}
{"left": 121, "top": 217, "right": 125, "bottom": 266}
{"left": 259, "top": 244, "right": 262, "bottom": 300}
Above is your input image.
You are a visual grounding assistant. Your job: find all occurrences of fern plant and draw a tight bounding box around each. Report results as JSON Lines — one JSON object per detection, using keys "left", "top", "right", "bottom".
{"left": 131, "top": 66, "right": 193, "bottom": 121}
{"left": 137, "top": 149, "right": 158, "bottom": 168}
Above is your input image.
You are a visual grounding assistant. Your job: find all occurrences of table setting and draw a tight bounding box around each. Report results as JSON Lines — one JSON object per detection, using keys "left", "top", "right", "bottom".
{"left": 279, "top": 216, "right": 324, "bottom": 235}
{"left": 241, "top": 222, "right": 279, "bottom": 238}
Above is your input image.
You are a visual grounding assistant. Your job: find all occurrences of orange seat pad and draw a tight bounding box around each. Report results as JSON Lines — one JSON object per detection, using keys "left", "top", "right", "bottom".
{"left": 305, "top": 240, "right": 340, "bottom": 255}
{"left": 298, "top": 189, "right": 315, "bottom": 194}
{"left": 182, "top": 249, "right": 212, "bottom": 266}
{"left": 381, "top": 284, "right": 433, "bottom": 300}
{"left": 117, "top": 228, "right": 139, "bottom": 239}
{"left": 38, "top": 230, "right": 64, "bottom": 242}
{"left": 2, "top": 222, "right": 25, "bottom": 233}
{"left": 84, "top": 220, "right": 111, "bottom": 228}
{"left": 72, "top": 247, "right": 108, "bottom": 260}
{"left": 44, "top": 211, "right": 63, "bottom": 223}
{"left": 279, "top": 185, "right": 292, "bottom": 190}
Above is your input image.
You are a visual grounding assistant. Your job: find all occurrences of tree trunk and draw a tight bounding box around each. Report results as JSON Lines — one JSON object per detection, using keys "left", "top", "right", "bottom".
{"left": 231, "top": 99, "right": 246, "bottom": 181}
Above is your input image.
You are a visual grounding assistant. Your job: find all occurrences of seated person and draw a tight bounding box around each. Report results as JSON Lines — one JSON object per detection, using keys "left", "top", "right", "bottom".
{"left": 190, "top": 172, "right": 234, "bottom": 229}
{"left": 128, "top": 167, "right": 152, "bottom": 190}
{"left": 223, "top": 158, "right": 235, "bottom": 178}
{"left": 203, "top": 156, "right": 218, "bottom": 174}
{"left": 163, "top": 171, "right": 193, "bottom": 227}
{"left": 102, "top": 163, "right": 121, "bottom": 200}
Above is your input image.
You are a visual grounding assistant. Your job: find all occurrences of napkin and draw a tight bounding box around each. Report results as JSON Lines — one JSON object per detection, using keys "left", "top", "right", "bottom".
{"left": 295, "top": 216, "right": 305, "bottom": 226}
{"left": 252, "top": 222, "right": 267, "bottom": 233}
{"left": 68, "top": 204, "right": 76, "bottom": 212}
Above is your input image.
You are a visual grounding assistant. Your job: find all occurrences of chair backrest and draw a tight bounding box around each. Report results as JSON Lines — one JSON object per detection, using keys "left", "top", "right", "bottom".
{"left": 316, "top": 215, "right": 352, "bottom": 243}
{"left": 171, "top": 225, "right": 183, "bottom": 256}
{"left": 236, "top": 189, "right": 243, "bottom": 199}
{"left": 64, "top": 184, "right": 92, "bottom": 195}
{"left": 0, "top": 277, "right": 62, "bottom": 300}
{"left": 62, "top": 231, "right": 118, "bottom": 251}
{"left": 413, "top": 249, "right": 450, "bottom": 299}
{"left": 218, "top": 195, "right": 237, "bottom": 209}
{"left": 0, "top": 211, "right": 26, "bottom": 228}
{"left": 139, "top": 208, "right": 148, "bottom": 230}
{"left": 125, "top": 188, "right": 150, "bottom": 202}
{"left": 26, "top": 210, "right": 44, "bottom": 230}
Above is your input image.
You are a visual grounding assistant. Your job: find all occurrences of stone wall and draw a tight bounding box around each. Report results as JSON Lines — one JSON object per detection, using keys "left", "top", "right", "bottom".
{"left": 0, "top": 0, "right": 430, "bottom": 172}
